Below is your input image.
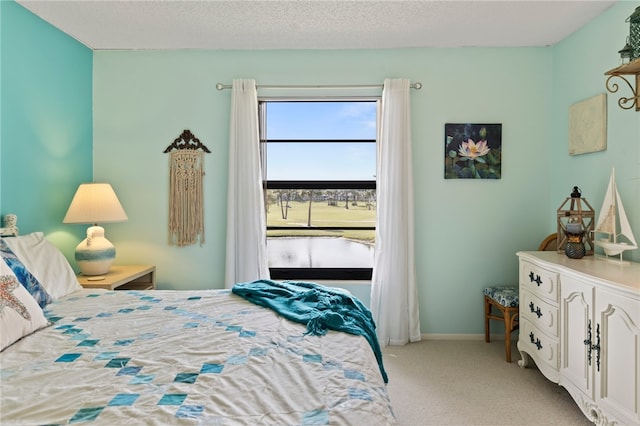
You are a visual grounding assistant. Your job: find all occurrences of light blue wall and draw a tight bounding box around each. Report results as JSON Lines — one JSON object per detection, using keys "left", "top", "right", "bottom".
{"left": 93, "top": 47, "right": 554, "bottom": 334}
{"left": 551, "top": 2, "right": 640, "bottom": 265}
{"left": 6, "top": 1, "right": 638, "bottom": 335}
{"left": 0, "top": 1, "right": 93, "bottom": 260}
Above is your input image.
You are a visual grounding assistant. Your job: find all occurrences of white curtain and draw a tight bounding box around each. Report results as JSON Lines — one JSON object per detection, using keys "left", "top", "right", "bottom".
{"left": 225, "top": 79, "right": 270, "bottom": 288}
{"left": 370, "top": 78, "right": 421, "bottom": 346}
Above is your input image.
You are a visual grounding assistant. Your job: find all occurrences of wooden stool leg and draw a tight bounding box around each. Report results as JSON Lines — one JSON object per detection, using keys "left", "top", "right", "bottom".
{"left": 484, "top": 296, "right": 491, "bottom": 343}
{"left": 504, "top": 308, "right": 512, "bottom": 363}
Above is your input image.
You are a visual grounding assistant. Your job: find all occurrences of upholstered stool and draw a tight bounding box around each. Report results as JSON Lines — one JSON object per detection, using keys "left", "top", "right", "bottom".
{"left": 483, "top": 286, "right": 519, "bottom": 362}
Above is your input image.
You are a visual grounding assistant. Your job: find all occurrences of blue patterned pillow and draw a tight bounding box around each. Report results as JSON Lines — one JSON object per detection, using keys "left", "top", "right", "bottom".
{"left": 0, "top": 238, "right": 52, "bottom": 308}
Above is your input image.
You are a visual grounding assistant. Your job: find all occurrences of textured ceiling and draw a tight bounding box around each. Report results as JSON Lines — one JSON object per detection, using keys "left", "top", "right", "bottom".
{"left": 16, "top": 0, "right": 618, "bottom": 50}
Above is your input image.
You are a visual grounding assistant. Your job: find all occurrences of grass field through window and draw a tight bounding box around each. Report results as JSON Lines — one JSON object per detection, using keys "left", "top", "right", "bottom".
{"left": 266, "top": 200, "right": 375, "bottom": 243}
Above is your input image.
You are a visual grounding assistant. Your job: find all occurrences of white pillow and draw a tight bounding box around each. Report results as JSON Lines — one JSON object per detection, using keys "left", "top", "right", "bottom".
{"left": 4, "top": 232, "right": 81, "bottom": 299}
{"left": 0, "top": 261, "right": 49, "bottom": 351}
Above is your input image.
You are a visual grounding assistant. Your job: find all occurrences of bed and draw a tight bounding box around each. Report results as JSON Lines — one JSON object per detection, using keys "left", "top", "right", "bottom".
{"left": 0, "top": 232, "right": 395, "bottom": 425}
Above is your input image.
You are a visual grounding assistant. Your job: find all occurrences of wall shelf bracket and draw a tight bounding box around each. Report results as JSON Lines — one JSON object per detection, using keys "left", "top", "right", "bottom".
{"left": 605, "top": 58, "right": 640, "bottom": 111}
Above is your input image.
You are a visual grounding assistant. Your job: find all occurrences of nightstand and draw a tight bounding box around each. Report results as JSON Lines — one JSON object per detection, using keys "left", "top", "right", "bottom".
{"left": 77, "top": 265, "right": 156, "bottom": 290}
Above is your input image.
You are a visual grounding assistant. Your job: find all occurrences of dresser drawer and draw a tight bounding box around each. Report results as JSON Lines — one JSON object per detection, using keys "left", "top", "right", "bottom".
{"left": 520, "top": 318, "right": 559, "bottom": 371}
{"left": 520, "top": 290, "right": 559, "bottom": 338}
{"left": 520, "top": 260, "right": 559, "bottom": 303}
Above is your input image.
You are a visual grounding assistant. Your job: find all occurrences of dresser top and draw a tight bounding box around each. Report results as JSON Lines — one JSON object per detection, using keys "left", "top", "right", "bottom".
{"left": 517, "top": 251, "right": 640, "bottom": 293}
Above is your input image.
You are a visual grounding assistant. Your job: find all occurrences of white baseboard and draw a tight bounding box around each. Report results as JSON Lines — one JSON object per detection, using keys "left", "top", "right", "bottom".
{"left": 421, "top": 333, "right": 518, "bottom": 341}
{"left": 421, "top": 333, "right": 484, "bottom": 341}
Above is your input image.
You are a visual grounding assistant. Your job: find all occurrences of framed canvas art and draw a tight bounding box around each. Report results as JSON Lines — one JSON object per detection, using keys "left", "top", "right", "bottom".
{"left": 444, "top": 123, "right": 502, "bottom": 179}
{"left": 568, "top": 93, "right": 607, "bottom": 156}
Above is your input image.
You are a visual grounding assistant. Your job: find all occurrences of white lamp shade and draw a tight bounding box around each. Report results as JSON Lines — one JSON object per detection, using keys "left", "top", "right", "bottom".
{"left": 63, "top": 183, "right": 128, "bottom": 224}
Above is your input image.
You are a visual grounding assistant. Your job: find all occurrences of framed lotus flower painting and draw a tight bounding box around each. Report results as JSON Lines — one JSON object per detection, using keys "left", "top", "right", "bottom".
{"left": 444, "top": 123, "right": 502, "bottom": 179}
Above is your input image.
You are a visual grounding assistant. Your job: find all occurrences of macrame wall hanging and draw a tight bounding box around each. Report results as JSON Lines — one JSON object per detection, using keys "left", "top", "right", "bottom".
{"left": 164, "top": 130, "right": 211, "bottom": 247}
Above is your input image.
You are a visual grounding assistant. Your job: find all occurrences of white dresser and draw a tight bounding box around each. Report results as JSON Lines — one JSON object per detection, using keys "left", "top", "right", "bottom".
{"left": 517, "top": 251, "right": 640, "bottom": 426}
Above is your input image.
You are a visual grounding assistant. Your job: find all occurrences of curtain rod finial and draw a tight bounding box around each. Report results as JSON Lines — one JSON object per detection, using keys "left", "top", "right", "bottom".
{"left": 413, "top": 82, "right": 422, "bottom": 90}
{"left": 216, "top": 83, "right": 224, "bottom": 90}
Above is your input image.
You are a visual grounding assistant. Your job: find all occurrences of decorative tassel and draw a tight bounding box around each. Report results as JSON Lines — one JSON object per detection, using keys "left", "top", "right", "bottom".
{"left": 169, "top": 150, "right": 205, "bottom": 246}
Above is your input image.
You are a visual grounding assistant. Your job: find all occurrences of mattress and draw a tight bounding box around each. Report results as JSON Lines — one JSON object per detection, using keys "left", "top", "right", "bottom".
{"left": 1, "top": 288, "right": 395, "bottom": 425}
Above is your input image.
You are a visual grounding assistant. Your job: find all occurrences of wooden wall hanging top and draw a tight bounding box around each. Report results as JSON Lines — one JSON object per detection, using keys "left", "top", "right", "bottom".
{"left": 163, "top": 130, "right": 211, "bottom": 153}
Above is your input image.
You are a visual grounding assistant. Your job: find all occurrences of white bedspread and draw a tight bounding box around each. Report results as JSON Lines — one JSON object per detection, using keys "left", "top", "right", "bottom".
{"left": 1, "top": 289, "right": 395, "bottom": 425}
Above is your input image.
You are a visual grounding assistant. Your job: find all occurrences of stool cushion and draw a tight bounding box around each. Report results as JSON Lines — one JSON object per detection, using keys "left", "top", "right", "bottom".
{"left": 483, "top": 286, "right": 519, "bottom": 307}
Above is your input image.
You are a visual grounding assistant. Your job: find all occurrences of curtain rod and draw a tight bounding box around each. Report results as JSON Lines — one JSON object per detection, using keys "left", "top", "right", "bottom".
{"left": 215, "top": 82, "right": 422, "bottom": 91}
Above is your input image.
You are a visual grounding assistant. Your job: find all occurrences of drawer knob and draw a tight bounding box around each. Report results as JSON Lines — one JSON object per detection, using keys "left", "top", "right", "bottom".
{"left": 529, "top": 331, "right": 543, "bottom": 350}
{"left": 528, "top": 271, "right": 542, "bottom": 286}
{"left": 528, "top": 301, "right": 543, "bottom": 318}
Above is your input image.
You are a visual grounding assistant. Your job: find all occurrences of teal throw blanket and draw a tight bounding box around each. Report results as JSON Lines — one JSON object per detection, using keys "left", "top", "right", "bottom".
{"left": 232, "top": 279, "right": 388, "bottom": 383}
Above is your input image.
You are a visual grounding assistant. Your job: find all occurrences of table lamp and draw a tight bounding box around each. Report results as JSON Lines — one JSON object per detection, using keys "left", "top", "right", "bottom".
{"left": 63, "top": 183, "right": 128, "bottom": 275}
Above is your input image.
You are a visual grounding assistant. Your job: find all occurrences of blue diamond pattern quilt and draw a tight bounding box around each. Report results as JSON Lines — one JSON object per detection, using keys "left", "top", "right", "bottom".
{"left": 1, "top": 289, "right": 395, "bottom": 425}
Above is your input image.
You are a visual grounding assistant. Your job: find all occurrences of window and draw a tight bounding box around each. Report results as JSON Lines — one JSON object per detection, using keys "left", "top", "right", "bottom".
{"left": 259, "top": 99, "right": 378, "bottom": 280}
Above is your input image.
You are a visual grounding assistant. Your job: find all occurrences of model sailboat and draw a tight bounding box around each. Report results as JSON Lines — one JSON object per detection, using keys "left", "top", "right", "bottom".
{"left": 593, "top": 169, "right": 638, "bottom": 259}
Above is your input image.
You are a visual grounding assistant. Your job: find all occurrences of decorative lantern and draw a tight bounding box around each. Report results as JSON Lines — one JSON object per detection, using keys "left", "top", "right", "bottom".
{"left": 627, "top": 6, "right": 640, "bottom": 60}
{"left": 557, "top": 186, "right": 595, "bottom": 257}
{"left": 619, "top": 38, "right": 633, "bottom": 64}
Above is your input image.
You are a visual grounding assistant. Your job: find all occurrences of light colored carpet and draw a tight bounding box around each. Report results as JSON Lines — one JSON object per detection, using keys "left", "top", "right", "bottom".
{"left": 382, "top": 339, "right": 592, "bottom": 425}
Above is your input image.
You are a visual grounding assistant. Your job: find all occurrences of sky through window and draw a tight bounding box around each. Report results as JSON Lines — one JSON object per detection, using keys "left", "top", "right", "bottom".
{"left": 265, "top": 101, "right": 377, "bottom": 181}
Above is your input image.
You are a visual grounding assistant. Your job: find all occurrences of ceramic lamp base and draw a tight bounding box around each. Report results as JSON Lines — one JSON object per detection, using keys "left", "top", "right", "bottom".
{"left": 75, "top": 225, "right": 116, "bottom": 275}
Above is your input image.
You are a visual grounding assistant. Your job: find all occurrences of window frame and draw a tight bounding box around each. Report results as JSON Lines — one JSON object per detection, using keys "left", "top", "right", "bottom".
{"left": 259, "top": 98, "right": 378, "bottom": 281}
